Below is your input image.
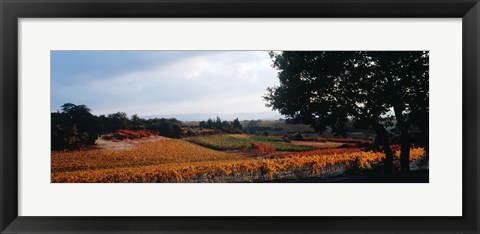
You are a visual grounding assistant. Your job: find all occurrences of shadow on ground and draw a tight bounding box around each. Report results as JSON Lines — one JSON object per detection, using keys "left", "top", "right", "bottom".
{"left": 271, "top": 170, "right": 429, "bottom": 183}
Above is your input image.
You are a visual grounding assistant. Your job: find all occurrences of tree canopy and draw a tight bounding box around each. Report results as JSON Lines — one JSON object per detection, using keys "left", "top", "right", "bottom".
{"left": 265, "top": 51, "right": 429, "bottom": 173}
{"left": 51, "top": 103, "right": 99, "bottom": 150}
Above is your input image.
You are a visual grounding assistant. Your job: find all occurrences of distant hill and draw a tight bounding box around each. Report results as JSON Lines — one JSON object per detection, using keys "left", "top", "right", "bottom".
{"left": 141, "top": 112, "right": 283, "bottom": 121}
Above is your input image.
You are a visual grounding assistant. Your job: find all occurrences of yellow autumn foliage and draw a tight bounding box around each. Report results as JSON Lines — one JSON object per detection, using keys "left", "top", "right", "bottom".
{"left": 52, "top": 140, "right": 426, "bottom": 183}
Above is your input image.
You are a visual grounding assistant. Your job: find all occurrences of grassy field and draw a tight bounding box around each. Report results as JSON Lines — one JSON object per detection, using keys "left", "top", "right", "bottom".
{"left": 51, "top": 137, "right": 426, "bottom": 183}
{"left": 186, "top": 134, "right": 314, "bottom": 151}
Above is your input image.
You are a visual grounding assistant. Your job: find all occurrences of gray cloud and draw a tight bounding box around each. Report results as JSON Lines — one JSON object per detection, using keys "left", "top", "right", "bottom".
{"left": 51, "top": 51, "right": 280, "bottom": 118}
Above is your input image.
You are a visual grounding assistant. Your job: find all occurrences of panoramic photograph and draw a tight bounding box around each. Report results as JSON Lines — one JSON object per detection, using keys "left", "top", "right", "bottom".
{"left": 51, "top": 50, "right": 429, "bottom": 183}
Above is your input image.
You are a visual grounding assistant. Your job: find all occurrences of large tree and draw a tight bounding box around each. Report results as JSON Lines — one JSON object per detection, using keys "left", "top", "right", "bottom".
{"left": 264, "top": 51, "right": 428, "bottom": 173}
{"left": 367, "top": 51, "right": 429, "bottom": 172}
{"left": 51, "top": 103, "right": 99, "bottom": 150}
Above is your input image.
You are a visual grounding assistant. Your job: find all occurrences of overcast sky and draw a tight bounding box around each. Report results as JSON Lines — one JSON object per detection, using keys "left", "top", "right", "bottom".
{"left": 51, "top": 51, "right": 282, "bottom": 120}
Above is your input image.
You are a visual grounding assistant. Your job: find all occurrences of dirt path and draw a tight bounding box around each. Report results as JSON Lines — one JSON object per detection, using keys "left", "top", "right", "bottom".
{"left": 94, "top": 136, "right": 170, "bottom": 151}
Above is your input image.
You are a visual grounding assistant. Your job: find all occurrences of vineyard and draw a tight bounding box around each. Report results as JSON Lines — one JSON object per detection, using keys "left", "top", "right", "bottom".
{"left": 186, "top": 134, "right": 315, "bottom": 151}
{"left": 51, "top": 136, "right": 426, "bottom": 183}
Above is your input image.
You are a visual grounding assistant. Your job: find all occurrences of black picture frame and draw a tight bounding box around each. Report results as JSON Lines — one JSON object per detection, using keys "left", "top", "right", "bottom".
{"left": 1, "top": 0, "right": 479, "bottom": 233}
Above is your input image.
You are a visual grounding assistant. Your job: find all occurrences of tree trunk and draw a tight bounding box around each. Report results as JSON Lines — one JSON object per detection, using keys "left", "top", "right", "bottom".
{"left": 373, "top": 123, "right": 393, "bottom": 174}
{"left": 386, "top": 74, "right": 412, "bottom": 174}
{"left": 392, "top": 104, "right": 411, "bottom": 173}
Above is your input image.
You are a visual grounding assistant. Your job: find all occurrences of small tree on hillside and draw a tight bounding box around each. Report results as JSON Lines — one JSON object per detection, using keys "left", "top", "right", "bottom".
{"left": 232, "top": 117, "right": 243, "bottom": 130}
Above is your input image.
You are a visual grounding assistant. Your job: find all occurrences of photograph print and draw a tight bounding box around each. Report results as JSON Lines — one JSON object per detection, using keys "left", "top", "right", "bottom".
{"left": 51, "top": 51, "right": 429, "bottom": 183}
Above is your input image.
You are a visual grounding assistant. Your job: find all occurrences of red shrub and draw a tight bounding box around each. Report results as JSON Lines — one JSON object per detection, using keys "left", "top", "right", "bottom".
{"left": 251, "top": 143, "right": 276, "bottom": 156}
{"left": 113, "top": 129, "right": 159, "bottom": 140}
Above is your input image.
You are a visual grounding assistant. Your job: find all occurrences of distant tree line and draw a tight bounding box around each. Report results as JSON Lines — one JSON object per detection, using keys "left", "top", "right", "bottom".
{"left": 244, "top": 120, "right": 283, "bottom": 135}
{"left": 198, "top": 116, "right": 244, "bottom": 133}
{"left": 51, "top": 103, "right": 182, "bottom": 150}
{"left": 198, "top": 118, "right": 290, "bottom": 135}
